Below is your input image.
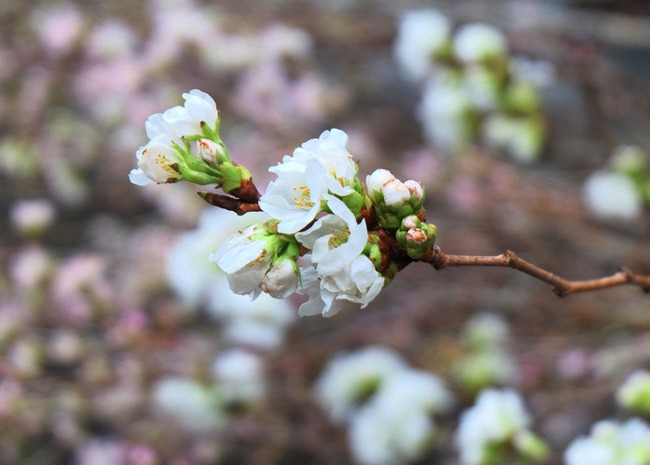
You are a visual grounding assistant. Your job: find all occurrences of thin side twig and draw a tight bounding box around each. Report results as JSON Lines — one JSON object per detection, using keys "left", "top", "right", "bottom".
{"left": 198, "top": 192, "right": 261, "bottom": 215}
{"left": 427, "top": 246, "right": 650, "bottom": 296}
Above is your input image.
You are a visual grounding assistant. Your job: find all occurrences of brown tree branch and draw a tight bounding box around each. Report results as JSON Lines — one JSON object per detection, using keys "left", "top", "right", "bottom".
{"left": 198, "top": 192, "right": 261, "bottom": 215}
{"left": 426, "top": 246, "right": 650, "bottom": 296}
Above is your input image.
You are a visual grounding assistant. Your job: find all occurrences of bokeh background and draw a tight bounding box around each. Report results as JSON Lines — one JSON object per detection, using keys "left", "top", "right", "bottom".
{"left": 1, "top": 0, "right": 650, "bottom": 464}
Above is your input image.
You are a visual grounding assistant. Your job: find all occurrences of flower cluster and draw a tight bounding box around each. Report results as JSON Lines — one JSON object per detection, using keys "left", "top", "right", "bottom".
{"left": 456, "top": 389, "right": 548, "bottom": 465}
{"left": 393, "top": 9, "right": 552, "bottom": 161}
{"left": 152, "top": 348, "right": 266, "bottom": 435}
{"left": 131, "top": 91, "right": 437, "bottom": 317}
{"left": 564, "top": 418, "right": 650, "bottom": 465}
{"left": 129, "top": 89, "right": 255, "bottom": 198}
{"left": 451, "top": 312, "right": 516, "bottom": 393}
{"left": 314, "top": 346, "right": 454, "bottom": 465}
{"left": 584, "top": 145, "right": 650, "bottom": 221}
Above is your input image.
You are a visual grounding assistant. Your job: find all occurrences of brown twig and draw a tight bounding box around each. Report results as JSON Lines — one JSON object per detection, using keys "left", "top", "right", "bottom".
{"left": 426, "top": 246, "right": 650, "bottom": 296}
{"left": 198, "top": 192, "right": 261, "bottom": 215}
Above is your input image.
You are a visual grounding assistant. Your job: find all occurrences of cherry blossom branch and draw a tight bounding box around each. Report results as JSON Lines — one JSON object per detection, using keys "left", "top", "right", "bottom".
{"left": 425, "top": 246, "right": 650, "bottom": 296}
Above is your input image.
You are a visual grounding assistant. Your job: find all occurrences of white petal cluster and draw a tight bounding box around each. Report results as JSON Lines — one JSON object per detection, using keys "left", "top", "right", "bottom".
{"left": 314, "top": 346, "right": 454, "bottom": 465}
{"left": 314, "top": 346, "right": 408, "bottom": 423}
{"left": 419, "top": 75, "right": 473, "bottom": 152}
{"left": 298, "top": 255, "right": 385, "bottom": 318}
{"left": 129, "top": 89, "right": 218, "bottom": 185}
{"left": 145, "top": 89, "right": 219, "bottom": 144}
{"left": 259, "top": 128, "right": 357, "bottom": 234}
{"left": 393, "top": 9, "right": 451, "bottom": 82}
{"left": 152, "top": 377, "right": 224, "bottom": 434}
{"left": 452, "top": 312, "right": 516, "bottom": 392}
{"left": 212, "top": 349, "right": 265, "bottom": 404}
{"left": 209, "top": 223, "right": 274, "bottom": 298}
{"left": 393, "top": 9, "right": 550, "bottom": 160}
{"left": 456, "top": 389, "right": 532, "bottom": 465}
{"left": 583, "top": 170, "right": 643, "bottom": 221}
{"left": 564, "top": 418, "right": 650, "bottom": 465}
{"left": 293, "top": 197, "right": 384, "bottom": 317}
{"left": 453, "top": 23, "right": 508, "bottom": 64}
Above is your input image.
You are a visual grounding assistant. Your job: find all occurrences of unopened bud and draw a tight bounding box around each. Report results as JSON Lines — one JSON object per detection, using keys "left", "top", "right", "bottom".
{"left": 197, "top": 138, "right": 228, "bottom": 167}
{"left": 261, "top": 259, "right": 298, "bottom": 299}
{"left": 404, "top": 180, "right": 424, "bottom": 202}
{"left": 406, "top": 228, "right": 427, "bottom": 244}
{"left": 366, "top": 169, "right": 395, "bottom": 203}
{"left": 402, "top": 215, "right": 420, "bottom": 230}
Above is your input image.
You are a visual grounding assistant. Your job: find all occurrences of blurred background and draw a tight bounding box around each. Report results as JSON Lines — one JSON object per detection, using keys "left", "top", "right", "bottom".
{"left": 1, "top": 0, "right": 650, "bottom": 464}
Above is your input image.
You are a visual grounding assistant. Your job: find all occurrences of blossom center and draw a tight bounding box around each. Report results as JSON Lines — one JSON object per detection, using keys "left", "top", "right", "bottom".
{"left": 292, "top": 185, "right": 314, "bottom": 208}
{"left": 328, "top": 227, "right": 350, "bottom": 248}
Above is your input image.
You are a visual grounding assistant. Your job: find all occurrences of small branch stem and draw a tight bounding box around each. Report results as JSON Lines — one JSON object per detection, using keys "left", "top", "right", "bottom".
{"left": 198, "top": 192, "right": 261, "bottom": 215}
{"left": 427, "top": 247, "right": 650, "bottom": 296}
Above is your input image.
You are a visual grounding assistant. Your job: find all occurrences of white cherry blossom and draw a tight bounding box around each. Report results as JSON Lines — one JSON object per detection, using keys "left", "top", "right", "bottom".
{"left": 295, "top": 196, "right": 367, "bottom": 276}
{"left": 209, "top": 223, "right": 274, "bottom": 298}
{"left": 129, "top": 140, "right": 181, "bottom": 185}
{"left": 259, "top": 129, "right": 357, "bottom": 234}
{"left": 145, "top": 89, "right": 219, "bottom": 145}
{"left": 298, "top": 254, "right": 384, "bottom": 318}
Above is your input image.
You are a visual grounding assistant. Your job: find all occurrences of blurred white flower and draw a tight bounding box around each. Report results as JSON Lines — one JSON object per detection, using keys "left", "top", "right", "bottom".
{"left": 419, "top": 76, "right": 473, "bottom": 153}
{"left": 456, "top": 389, "right": 533, "bottom": 465}
{"left": 463, "top": 65, "right": 501, "bottom": 111}
{"left": 213, "top": 349, "right": 265, "bottom": 404}
{"left": 452, "top": 350, "right": 517, "bottom": 393}
{"left": 393, "top": 9, "right": 451, "bottom": 81}
{"left": 31, "top": 3, "right": 84, "bottom": 56}
{"left": 151, "top": 377, "right": 224, "bottom": 434}
{"left": 453, "top": 23, "right": 508, "bottom": 64}
{"left": 462, "top": 312, "right": 510, "bottom": 350}
{"left": 565, "top": 418, "right": 650, "bottom": 465}
{"left": 371, "top": 369, "right": 454, "bottom": 416}
{"left": 483, "top": 113, "right": 545, "bottom": 163}
{"left": 349, "top": 402, "right": 435, "bottom": 465}
{"left": 9, "top": 199, "right": 55, "bottom": 237}
{"left": 217, "top": 301, "right": 295, "bottom": 350}
{"left": 313, "top": 346, "right": 407, "bottom": 423}
{"left": 75, "top": 439, "right": 126, "bottom": 465}
{"left": 259, "top": 129, "right": 357, "bottom": 234}
{"left": 583, "top": 170, "right": 643, "bottom": 221}
{"left": 166, "top": 208, "right": 296, "bottom": 349}
{"left": 144, "top": 0, "right": 220, "bottom": 67}
{"left": 616, "top": 370, "right": 650, "bottom": 415}
{"left": 86, "top": 19, "right": 138, "bottom": 59}
{"left": 258, "top": 24, "right": 313, "bottom": 61}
